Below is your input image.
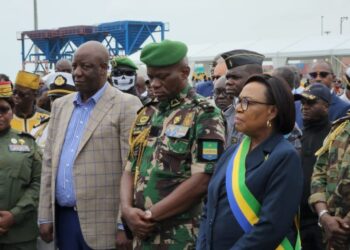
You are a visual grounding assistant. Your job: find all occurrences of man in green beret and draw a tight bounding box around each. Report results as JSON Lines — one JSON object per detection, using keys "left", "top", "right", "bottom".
{"left": 111, "top": 56, "right": 139, "bottom": 95}
{"left": 120, "top": 40, "right": 226, "bottom": 249}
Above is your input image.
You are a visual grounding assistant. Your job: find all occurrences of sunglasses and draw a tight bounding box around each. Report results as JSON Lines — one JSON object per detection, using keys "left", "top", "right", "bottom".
{"left": 309, "top": 71, "right": 330, "bottom": 79}
{"left": 112, "top": 69, "right": 135, "bottom": 77}
{"left": 13, "top": 89, "right": 31, "bottom": 98}
{"left": 301, "top": 98, "right": 319, "bottom": 106}
{"left": 0, "top": 106, "right": 10, "bottom": 115}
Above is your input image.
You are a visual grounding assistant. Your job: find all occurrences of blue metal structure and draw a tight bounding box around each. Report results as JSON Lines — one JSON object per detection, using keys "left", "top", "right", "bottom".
{"left": 19, "top": 21, "right": 168, "bottom": 71}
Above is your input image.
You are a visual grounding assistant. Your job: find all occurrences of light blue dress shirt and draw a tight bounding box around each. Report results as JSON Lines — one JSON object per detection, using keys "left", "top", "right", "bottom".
{"left": 55, "top": 83, "right": 108, "bottom": 207}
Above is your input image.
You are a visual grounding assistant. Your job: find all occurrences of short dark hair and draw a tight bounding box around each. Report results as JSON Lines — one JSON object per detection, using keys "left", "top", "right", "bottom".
{"left": 0, "top": 74, "right": 10, "bottom": 81}
{"left": 272, "top": 67, "right": 295, "bottom": 90}
{"left": 244, "top": 74, "right": 295, "bottom": 134}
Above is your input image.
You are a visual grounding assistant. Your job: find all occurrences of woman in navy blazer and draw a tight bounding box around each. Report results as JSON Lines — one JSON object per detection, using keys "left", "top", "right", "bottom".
{"left": 197, "top": 75, "right": 303, "bottom": 250}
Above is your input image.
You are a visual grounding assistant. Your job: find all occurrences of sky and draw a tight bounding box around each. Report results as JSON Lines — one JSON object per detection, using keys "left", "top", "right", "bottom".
{"left": 1, "top": 0, "right": 350, "bottom": 79}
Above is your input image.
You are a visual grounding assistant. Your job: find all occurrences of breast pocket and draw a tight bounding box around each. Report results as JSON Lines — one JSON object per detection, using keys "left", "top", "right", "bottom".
{"left": 9, "top": 153, "right": 33, "bottom": 185}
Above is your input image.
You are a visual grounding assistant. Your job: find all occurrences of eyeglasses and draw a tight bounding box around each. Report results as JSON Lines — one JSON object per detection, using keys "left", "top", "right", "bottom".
{"left": 213, "top": 89, "right": 228, "bottom": 97}
{"left": 112, "top": 69, "right": 135, "bottom": 77}
{"left": 309, "top": 71, "right": 330, "bottom": 79}
{"left": 237, "top": 97, "right": 273, "bottom": 111}
{"left": 0, "top": 106, "right": 10, "bottom": 115}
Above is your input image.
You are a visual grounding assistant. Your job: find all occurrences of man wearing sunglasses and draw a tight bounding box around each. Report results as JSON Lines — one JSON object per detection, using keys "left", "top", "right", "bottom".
{"left": 295, "top": 83, "right": 331, "bottom": 250}
{"left": 11, "top": 71, "right": 50, "bottom": 133}
{"left": 110, "top": 56, "right": 138, "bottom": 96}
{"left": 308, "top": 61, "right": 350, "bottom": 122}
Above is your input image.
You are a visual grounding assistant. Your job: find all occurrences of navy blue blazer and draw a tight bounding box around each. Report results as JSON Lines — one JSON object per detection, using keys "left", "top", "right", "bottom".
{"left": 196, "top": 133, "right": 303, "bottom": 250}
{"left": 329, "top": 92, "right": 350, "bottom": 122}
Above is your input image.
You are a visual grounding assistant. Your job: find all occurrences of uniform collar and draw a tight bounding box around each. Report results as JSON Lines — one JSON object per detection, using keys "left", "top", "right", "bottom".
{"left": 159, "top": 84, "right": 192, "bottom": 111}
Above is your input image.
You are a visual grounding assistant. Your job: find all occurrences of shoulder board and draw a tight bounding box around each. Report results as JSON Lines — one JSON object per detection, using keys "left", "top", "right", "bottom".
{"left": 193, "top": 98, "right": 215, "bottom": 113}
{"left": 18, "top": 132, "right": 36, "bottom": 140}
{"left": 33, "top": 117, "right": 50, "bottom": 128}
{"left": 136, "top": 99, "right": 158, "bottom": 114}
{"left": 332, "top": 114, "right": 350, "bottom": 127}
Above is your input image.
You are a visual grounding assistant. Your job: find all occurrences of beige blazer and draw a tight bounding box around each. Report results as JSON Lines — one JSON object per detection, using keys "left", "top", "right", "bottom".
{"left": 38, "top": 84, "right": 142, "bottom": 249}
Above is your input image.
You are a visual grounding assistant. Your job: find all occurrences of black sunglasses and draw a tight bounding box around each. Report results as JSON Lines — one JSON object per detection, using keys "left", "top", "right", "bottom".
{"left": 13, "top": 89, "right": 31, "bottom": 98}
{"left": 309, "top": 71, "right": 330, "bottom": 79}
{"left": 112, "top": 69, "right": 135, "bottom": 77}
{"left": 0, "top": 106, "right": 10, "bottom": 115}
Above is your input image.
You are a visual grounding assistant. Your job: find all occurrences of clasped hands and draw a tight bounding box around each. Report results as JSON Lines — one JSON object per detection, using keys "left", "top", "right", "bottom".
{"left": 0, "top": 211, "right": 14, "bottom": 235}
{"left": 122, "top": 207, "right": 156, "bottom": 240}
{"left": 321, "top": 214, "right": 350, "bottom": 250}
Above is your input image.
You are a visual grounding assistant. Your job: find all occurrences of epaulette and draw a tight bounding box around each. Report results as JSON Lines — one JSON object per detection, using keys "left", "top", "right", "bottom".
{"left": 332, "top": 114, "right": 350, "bottom": 127}
{"left": 136, "top": 99, "right": 158, "bottom": 114}
{"left": 33, "top": 117, "right": 50, "bottom": 128}
{"left": 315, "top": 119, "right": 349, "bottom": 157}
{"left": 18, "top": 132, "right": 36, "bottom": 140}
{"left": 193, "top": 98, "right": 215, "bottom": 113}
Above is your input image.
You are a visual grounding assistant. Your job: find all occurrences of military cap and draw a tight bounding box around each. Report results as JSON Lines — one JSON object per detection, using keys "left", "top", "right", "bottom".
{"left": 15, "top": 71, "right": 40, "bottom": 90}
{"left": 111, "top": 56, "right": 138, "bottom": 70}
{"left": 46, "top": 72, "right": 76, "bottom": 97}
{"left": 294, "top": 83, "right": 331, "bottom": 104}
{"left": 220, "top": 49, "right": 265, "bottom": 70}
{"left": 140, "top": 39, "right": 188, "bottom": 67}
{"left": 0, "top": 81, "right": 12, "bottom": 98}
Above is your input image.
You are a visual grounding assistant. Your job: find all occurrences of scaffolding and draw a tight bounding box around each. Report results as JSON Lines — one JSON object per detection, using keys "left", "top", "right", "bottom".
{"left": 18, "top": 20, "right": 168, "bottom": 72}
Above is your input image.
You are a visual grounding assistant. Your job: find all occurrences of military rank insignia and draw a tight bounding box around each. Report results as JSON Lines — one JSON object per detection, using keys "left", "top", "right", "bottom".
{"left": 54, "top": 75, "right": 66, "bottom": 86}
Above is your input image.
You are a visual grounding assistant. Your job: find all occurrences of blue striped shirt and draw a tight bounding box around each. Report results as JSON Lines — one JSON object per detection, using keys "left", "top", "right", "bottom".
{"left": 55, "top": 83, "right": 108, "bottom": 207}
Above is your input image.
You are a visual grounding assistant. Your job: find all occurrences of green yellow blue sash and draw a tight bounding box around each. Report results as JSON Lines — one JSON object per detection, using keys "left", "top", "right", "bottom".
{"left": 225, "top": 136, "right": 301, "bottom": 250}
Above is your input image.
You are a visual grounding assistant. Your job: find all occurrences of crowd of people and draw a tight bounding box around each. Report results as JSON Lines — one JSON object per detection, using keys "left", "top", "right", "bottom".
{"left": 0, "top": 38, "right": 350, "bottom": 250}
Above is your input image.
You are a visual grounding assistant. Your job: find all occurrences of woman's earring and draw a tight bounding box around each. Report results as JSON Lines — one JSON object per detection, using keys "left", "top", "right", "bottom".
{"left": 266, "top": 120, "right": 272, "bottom": 128}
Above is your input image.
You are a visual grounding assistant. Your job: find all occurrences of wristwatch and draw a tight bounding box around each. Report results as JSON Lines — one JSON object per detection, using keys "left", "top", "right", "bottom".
{"left": 317, "top": 209, "right": 329, "bottom": 228}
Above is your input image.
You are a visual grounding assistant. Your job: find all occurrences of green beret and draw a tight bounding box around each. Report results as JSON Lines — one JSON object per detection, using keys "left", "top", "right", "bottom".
{"left": 140, "top": 40, "right": 188, "bottom": 67}
{"left": 111, "top": 56, "right": 138, "bottom": 70}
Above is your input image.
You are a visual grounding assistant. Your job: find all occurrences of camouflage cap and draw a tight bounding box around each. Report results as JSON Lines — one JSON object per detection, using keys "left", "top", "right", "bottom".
{"left": 111, "top": 56, "right": 138, "bottom": 70}
{"left": 140, "top": 39, "right": 188, "bottom": 67}
{"left": 220, "top": 49, "right": 265, "bottom": 70}
{"left": 15, "top": 71, "right": 40, "bottom": 90}
{"left": 294, "top": 83, "right": 331, "bottom": 104}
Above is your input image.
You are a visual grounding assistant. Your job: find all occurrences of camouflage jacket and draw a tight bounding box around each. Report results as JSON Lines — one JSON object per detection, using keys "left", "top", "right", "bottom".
{"left": 309, "top": 116, "right": 350, "bottom": 218}
{"left": 125, "top": 85, "right": 225, "bottom": 249}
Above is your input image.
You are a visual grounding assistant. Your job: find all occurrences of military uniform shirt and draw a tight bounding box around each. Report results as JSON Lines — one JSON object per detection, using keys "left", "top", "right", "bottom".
{"left": 125, "top": 85, "right": 225, "bottom": 249}
{"left": 309, "top": 118, "right": 350, "bottom": 218}
{"left": 0, "top": 128, "right": 42, "bottom": 244}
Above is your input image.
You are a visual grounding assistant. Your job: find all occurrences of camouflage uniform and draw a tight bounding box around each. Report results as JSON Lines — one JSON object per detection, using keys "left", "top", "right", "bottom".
{"left": 125, "top": 85, "right": 225, "bottom": 249}
{"left": 309, "top": 115, "right": 350, "bottom": 246}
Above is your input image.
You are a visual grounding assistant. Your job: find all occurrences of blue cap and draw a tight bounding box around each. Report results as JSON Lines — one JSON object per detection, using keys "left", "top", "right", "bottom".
{"left": 294, "top": 83, "right": 331, "bottom": 104}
